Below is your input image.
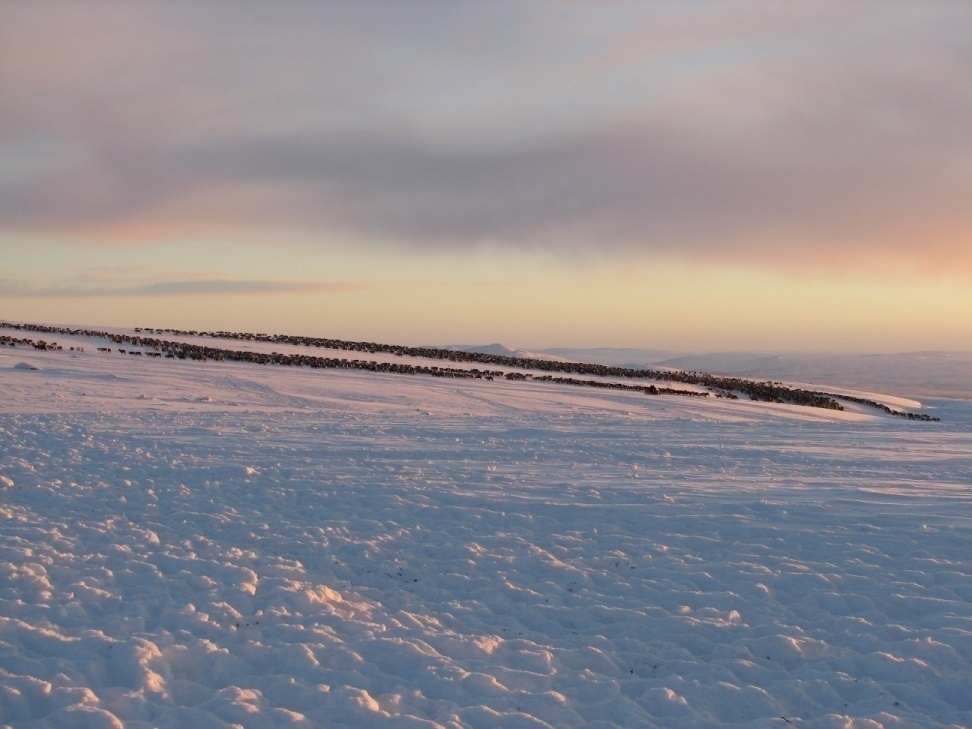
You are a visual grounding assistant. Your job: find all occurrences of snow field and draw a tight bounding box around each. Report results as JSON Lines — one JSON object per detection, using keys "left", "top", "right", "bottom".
{"left": 1, "top": 345, "right": 970, "bottom": 728}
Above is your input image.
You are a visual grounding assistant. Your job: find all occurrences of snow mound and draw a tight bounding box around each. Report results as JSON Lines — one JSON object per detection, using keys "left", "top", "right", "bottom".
{"left": 13, "top": 362, "right": 41, "bottom": 370}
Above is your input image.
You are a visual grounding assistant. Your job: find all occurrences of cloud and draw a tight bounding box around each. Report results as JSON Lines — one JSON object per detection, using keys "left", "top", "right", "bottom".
{"left": 126, "top": 280, "right": 368, "bottom": 297}
{"left": 2, "top": 2, "right": 971, "bottom": 276}
{"left": 0, "top": 277, "right": 369, "bottom": 298}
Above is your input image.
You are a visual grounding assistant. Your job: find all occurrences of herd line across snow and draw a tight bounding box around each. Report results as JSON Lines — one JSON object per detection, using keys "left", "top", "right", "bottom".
{"left": 0, "top": 320, "right": 940, "bottom": 421}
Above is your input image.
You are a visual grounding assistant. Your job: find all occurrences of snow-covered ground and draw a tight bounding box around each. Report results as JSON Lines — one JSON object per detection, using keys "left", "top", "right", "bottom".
{"left": 1, "top": 326, "right": 970, "bottom": 728}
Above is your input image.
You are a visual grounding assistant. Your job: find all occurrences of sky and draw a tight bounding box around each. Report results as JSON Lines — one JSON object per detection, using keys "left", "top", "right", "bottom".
{"left": 2, "top": 1, "right": 971, "bottom": 353}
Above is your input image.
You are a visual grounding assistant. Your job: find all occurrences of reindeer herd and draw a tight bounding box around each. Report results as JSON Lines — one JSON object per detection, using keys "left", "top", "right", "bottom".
{"left": 0, "top": 321, "right": 941, "bottom": 421}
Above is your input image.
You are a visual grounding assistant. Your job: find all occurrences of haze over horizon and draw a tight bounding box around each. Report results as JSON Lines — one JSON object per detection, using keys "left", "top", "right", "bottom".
{"left": 2, "top": 1, "right": 970, "bottom": 354}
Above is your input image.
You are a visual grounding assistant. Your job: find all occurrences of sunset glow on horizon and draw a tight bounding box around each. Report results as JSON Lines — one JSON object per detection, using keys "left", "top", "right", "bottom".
{"left": 2, "top": 1, "right": 970, "bottom": 353}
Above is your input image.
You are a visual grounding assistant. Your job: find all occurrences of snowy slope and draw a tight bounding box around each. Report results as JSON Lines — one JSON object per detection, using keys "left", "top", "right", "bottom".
{"left": 1, "top": 329, "right": 970, "bottom": 729}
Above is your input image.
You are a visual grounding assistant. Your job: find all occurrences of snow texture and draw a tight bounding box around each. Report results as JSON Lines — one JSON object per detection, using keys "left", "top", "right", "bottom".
{"left": 1, "top": 325, "right": 970, "bottom": 728}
